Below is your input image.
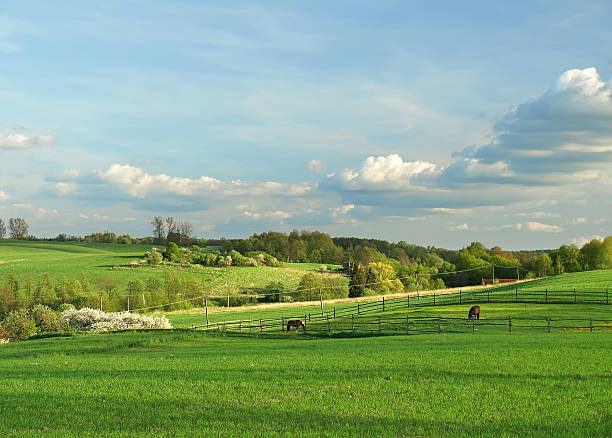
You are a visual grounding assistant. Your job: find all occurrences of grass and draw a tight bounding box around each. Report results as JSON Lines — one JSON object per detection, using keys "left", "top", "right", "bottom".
{"left": 0, "top": 240, "right": 322, "bottom": 296}
{"left": 0, "top": 327, "right": 610, "bottom": 437}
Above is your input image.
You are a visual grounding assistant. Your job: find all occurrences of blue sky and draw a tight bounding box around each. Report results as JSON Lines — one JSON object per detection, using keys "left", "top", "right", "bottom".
{"left": 1, "top": 1, "right": 611, "bottom": 249}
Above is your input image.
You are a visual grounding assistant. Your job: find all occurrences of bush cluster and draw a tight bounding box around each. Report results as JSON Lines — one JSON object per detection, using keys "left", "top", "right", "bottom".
{"left": 0, "top": 305, "right": 64, "bottom": 341}
{"left": 61, "top": 308, "right": 172, "bottom": 332}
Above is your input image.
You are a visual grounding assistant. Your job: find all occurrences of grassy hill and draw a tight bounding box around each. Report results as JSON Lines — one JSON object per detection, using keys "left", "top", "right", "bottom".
{"left": 0, "top": 240, "right": 331, "bottom": 298}
{"left": 1, "top": 327, "right": 610, "bottom": 437}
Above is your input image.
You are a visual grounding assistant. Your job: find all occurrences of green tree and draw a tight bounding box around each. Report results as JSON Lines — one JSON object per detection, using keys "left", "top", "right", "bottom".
{"left": 536, "top": 254, "right": 553, "bottom": 277}
{"left": 165, "top": 242, "right": 181, "bottom": 262}
{"left": 349, "top": 266, "right": 366, "bottom": 298}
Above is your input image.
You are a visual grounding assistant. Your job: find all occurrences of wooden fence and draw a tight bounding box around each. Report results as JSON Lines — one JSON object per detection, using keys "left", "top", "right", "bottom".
{"left": 195, "top": 288, "right": 610, "bottom": 335}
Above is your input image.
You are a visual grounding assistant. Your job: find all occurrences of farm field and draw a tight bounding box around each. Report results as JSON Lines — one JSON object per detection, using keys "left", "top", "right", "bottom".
{"left": 0, "top": 240, "right": 322, "bottom": 297}
{"left": 1, "top": 328, "right": 610, "bottom": 437}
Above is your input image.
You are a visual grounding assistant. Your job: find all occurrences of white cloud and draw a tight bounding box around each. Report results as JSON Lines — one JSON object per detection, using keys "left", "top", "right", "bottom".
{"left": 0, "top": 133, "right": 56, "bottom": 150}
{"left": 55, "top": 182, "right": 78, "bottom": 195}
{"left": 12, "top": 203, "right": 32, "bottom": 209}
{"left": 98, "top": 164, "right": 312, "bottom": 199}
{"left": 454, "top": 223, "right": 469, "bottom": 230}
{"left": 331, "top": 154, "right": 440, "bottom": 190}
{"left": 79, "top": 213, "right": 89, "bottom": 220}
{"left": 331, "top": 204, "right": 355, "bottom": 223}
{"left": 570, "top": 217, "right": 587, "bottom": 225}
{"left": 241, "top": 210, "right": 293, "bottom": 221}
{"left": 525, "top": 222, "right": 563, "bottom": 233}
{"left": 36, "top": 207, "right": 59, "bottom": 217}
{"left": 62, "top": 168, "right": 81, "bottom": 178}
{"left": 307, "top": 160, "right": 325, "bottom": 173}
{"left": 571, "top": 235, "right": 603, "bottom": 246}
{"left": 0, "top": 190, "right": 10, "bottom": 201}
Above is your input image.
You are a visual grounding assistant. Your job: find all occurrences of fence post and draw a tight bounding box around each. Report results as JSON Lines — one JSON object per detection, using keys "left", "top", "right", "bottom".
{"left": 352, "top": 314, "right": 355, "bottom": 333}
{"left": 100, "top": 296, "right": 103, "bottom": 311}
{"left": 487, "top": 289, "right": 490, "bottom": 303}
{"left": 433, "top": 294, "right": 436, "bottom": 306}
{"left": 407, "top": 294, "right": 410, "bottom": 308}
{"left": 515, "top": 287, "right": 518, "bottom": 303}
{"left": 508, "top": 316, "right": 512, "bottom": 333}
{"left": 459, "top": 290, "right": 462, "bottom": 304}
{"left": 472, "top": 317, "right": 475, "bottom": 333}
{"left": 406, "top": 314, "right": 409, "bottom": 335}
{"left": 260, "top": 319, "right": 263, "bottom": 332}
{"left": 205, "top": 295, "right": 209, "bottom": 329}
{"left": 378, "top": 316, "right": 381, "bottom": 333}
{"left": 334, "top": 307, "right": 336, "bottom": 319}
{"left": 547, "top": 317, "right": 550, "bottom": 333}
{"left": 308, "top": 312, "right": 311, "bottom": 322}
{"left": 127, "top": 296, "right": 130, "bottom": 312}
{"left": 438, "top": 315, "right": 441, "bottom": 333}
{"left": 358, "top": 303, "right": 360, "bottom": 315}
{"left": 590, "top": 317, "right": 593, "bottom": 333}
{"left": 327, "top": 315, "right": 330, "bottom": 334}
{"left": 239, "top": 321, "right": 242, "bottom": 332}
{"left": 382, "top": 297, "right": 385, "bottom": 312}
{"left": 606, "top": 289, "right": 609, "bottom": 305}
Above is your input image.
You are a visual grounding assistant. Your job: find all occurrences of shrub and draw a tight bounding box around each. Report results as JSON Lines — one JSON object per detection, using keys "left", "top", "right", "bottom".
{"left": 258, "top": 281, "right": 285, "bottom": 303}
{"left": 0, "top": 325, "right": 9, "bottom": 342}
{"left": 145, "top": 249, "right": 163, "bottom": 265}
{"left": 1, "top": 309, "right": 37, "bottom": 340}
{"left": 31, "top": 304, "right": 61, "bottom": 333}
{"left": 61, "top": 308, "right": 172, "bottom": 332}
{"left": 165, "top": 242, "right": 181, "bottom": 262}
{"left": 295, "top": 273, "right": 348, "bottom": 301}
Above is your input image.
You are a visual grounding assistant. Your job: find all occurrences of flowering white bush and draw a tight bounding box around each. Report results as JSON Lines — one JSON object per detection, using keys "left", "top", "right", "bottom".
{"left": 61, "top": 308, "right": 172, "bottom": 332}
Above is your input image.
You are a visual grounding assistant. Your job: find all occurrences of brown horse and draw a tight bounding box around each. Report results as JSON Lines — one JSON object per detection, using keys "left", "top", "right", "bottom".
{"left": 286, "top": 319, "right": 306, "bottom": 332}
{"left": 468, "top": 306, "right": 480, "bottom": 320}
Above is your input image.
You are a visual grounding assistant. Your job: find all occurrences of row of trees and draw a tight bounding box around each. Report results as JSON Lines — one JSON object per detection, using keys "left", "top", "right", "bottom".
{"left": 0, "top": 218, "right": 29, "bottom": 239}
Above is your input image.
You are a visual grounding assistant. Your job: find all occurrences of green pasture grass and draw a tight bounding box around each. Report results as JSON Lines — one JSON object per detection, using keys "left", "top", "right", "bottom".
{"left": 0, "top": 329, "right": 610, "bottom": 437}
{"left": 0, "top": 240, "right": 319, "bottom": 295}
{"left": 495, "top": 270, "right": 612, "bottom": 292}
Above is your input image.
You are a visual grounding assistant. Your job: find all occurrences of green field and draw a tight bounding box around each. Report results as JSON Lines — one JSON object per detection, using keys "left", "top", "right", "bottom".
{"left": 2, "top": 270, "right": 612, "bottom": 436}
{"left": 1, "top": 327, "right": 610, "bottom": 437}
{"left": 0, "top": 240, "right": 323, "bottom": 298}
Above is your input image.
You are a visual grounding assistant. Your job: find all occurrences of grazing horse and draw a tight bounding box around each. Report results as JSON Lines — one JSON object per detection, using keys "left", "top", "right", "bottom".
{"left": 286, "top": 319, "right": 306, "bottom": 332}
{"left": 468, "top": 305, "right": 480, "bottom": 320}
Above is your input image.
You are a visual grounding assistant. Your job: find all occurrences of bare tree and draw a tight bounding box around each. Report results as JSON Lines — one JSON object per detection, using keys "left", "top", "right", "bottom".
{"left": 9, "top": 218, "right": 28, "bottom": 239}
{"left": 178, "top": 220, "right": 193, "bottom": 245}
{"left": 0, "top": 218, "right": 5, "bottom": 239}
{"left": 151, "top": 216, "right": 165, "bottom": 243}
{"left": 165, "top": 217, "right": 179, "bottom": 244}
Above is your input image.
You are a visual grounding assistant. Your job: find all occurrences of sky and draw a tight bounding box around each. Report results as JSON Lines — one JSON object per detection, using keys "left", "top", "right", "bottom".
{"left": 1, "top": 0, "right": 612, "bottom": 250}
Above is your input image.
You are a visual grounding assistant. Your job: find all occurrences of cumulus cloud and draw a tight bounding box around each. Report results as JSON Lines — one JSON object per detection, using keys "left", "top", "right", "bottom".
{"left": 55, "top": 182, "right": 78, "bottom": 195}
{"left": 467, "top": 67, "right": 612, "bottom": 179}
{"left": 328, "top": 154, "right": 440, "bottom": 191}
{"left": 307, "top": 160, "right": 325, "bottom": 173}
{"left": 453, "top": 223, "right": 469, "bottom": 230}
{"left": 0, "top": 133, "right": 56, "bottom": 150}
{"left": 0, "top": 190, "right": 10, "bottom": 201}
{"left": 98, "top": 164, "right": 312, "bottom": 199}
{"left": 525, "top": 221, "right": 563, "bottom": 233}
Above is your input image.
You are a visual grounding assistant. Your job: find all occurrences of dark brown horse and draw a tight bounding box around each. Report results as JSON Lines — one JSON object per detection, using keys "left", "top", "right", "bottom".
{"left": 286, "top": 319, "right": 306, "bottom": 332}
{"left": 468, "top": 306, "right": 480, "bottom": 320}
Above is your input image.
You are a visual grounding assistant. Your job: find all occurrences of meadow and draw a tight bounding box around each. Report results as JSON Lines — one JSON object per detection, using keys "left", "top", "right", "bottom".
{"left": 1, "top": 264, "right": 611, "bottom": 436}
{"left": 0, "top": 240, "right": 326, "bottom": 299}
{"left": 1, "top": 328, "right": 610, "bottom": 437}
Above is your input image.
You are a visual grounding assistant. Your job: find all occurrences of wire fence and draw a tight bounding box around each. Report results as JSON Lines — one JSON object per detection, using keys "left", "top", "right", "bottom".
{"left": 194, "top": 287, "right": 611, "bottom": 336}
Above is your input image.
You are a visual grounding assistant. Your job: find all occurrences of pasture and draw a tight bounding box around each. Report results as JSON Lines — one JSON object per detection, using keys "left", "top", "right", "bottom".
{"left": 1, "top": 328, "right": 610, "bottom": 437}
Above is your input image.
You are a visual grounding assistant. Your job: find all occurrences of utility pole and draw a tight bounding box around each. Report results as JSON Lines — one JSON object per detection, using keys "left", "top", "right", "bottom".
{"left": 319, "top": 287, "right": 323, "bottom": 315}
